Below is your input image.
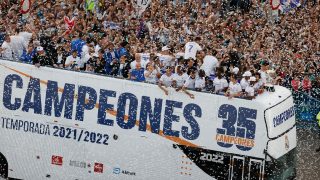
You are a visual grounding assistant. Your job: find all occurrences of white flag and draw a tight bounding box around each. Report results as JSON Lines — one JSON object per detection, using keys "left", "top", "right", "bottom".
{"left": 132, "top": 0, "right": 152, "bottom": 16}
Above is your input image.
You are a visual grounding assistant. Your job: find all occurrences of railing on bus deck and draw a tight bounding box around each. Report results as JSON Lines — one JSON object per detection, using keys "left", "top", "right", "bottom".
{"left": 0, "top": 58, "right": 257, "bottom": 100}
{"left": 292, "top": 90, "right": 320, "bottom": 130}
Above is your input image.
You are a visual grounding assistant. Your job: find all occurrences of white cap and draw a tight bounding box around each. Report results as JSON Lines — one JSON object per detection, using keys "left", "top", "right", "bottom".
{"left": 37, "top": 46, "right": 44, "bottom": 51}
{"left": 249, "top": 76, "right": 256, "bottom": 82}
{"left": 232, "top": 67, "right": 239, "bottom": 74}
{"left": 242, "top": 71, "right": 252, "bottom": 77}
{"left": 161, "top": 46, "right": 170, "bottom": 51}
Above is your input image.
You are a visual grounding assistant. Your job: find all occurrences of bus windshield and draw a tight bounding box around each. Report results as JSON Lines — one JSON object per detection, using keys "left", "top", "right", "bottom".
{"left": 265, "top": 148, "right": 296, "bottom": 180}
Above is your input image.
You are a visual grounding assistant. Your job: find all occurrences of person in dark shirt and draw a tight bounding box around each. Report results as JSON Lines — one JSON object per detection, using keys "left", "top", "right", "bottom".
{"left": 94, "top": 50, "right": 106, "bottom": 74}
{"left": 32, "top": 46, "right": 53, "bottom": 67}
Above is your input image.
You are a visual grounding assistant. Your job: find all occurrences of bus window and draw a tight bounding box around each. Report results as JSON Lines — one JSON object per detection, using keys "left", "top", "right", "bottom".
{"left": 265, "top": 149, "right": 296, "bottom": 180}
{"left": 231, "top": 156, "right": 245, "bottom": 180}
{"left": 248, "top": 159, "right": 262, "bottom": 180}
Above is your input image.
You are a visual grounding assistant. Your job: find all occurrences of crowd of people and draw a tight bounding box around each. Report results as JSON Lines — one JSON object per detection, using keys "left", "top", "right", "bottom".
{"left": 0, "top": 0, "right": 319, "bottom": 100}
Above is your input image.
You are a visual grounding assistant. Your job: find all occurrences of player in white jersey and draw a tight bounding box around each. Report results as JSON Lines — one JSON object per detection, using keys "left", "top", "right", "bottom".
{"left": 158, "top": 66, "right": 174, "bottom": 95}
{"left": 184, "top": 37, "right": 202, "bottom": 60}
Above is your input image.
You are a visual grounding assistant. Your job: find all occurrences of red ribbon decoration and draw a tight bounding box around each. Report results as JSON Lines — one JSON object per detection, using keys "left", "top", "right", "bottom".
{"left": 270, "top": 0, "right": 281, "bottom": 10}
{"left": 64, "top": 16, "right": 76, "bottom": 35}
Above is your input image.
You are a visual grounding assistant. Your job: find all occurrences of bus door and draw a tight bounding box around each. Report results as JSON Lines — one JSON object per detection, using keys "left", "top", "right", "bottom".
{"left": 230, "top": 156, "right": 245, "bottom": 180}
{"left": 248, "top": 159, "right": 263, "bottom": 180}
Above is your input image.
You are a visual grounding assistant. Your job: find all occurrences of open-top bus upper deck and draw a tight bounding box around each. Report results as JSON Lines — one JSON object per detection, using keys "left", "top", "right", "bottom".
{"left": 0, "top": 60, "right": 296, "bottom": 179}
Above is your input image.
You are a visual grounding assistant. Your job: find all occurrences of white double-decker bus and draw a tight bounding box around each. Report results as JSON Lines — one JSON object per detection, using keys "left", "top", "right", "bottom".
{"left": 0, "top": 60, "right": 296, "bottom": 180}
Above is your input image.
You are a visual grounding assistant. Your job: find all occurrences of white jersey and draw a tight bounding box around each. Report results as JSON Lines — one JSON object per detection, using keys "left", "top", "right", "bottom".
{"left": 172, "top": 73, "right": 188, "bottom": 87}
{"left": 195, "top": 77, "right": 206, "bottom": 89}
{"left": 65, "top": 55, "right": 81, "bottom": 69}
{"left": 240, "top": 78, "right": 250, "bottom": 90}
{"left": 200, "top": 55, "right": 219, "bottom": 76}
{"left": 184, "top": 42, "right": 202, "bottom": 59}
{"left": 144, "top": 69, "right": 158, "bottom": 84}
{"left": 213, "top": 77, "right": 228, "bottom": 93}
{"left": 18, "top": 32, "right": 32, "bottom": 48}
{"left": 259, "top": 70, "right": 267, "bottom": 84}
{"left": 245, "top": 86, "right": 255, "bottom": 97}
{"left": 141, "top": 53, "right": 150, "bottom": 62}
{"left": 130, "top": 60, "right": 146, "bottom": 70}
{"left": 9, "top": 35, "right": 25, "bottom": 58}
{"left": 184, "top": 76, "right": 196, "bottom": 89}
{"left": 254, "top": 79, "right": 264, "bottom": 90}
{"left": 159, "top": 74, "right": 174, "bottom": 87}
{"left": 229, "top": 81, "right": 242, "bottom": 95}
{"left": 1, "top": 41, "right": 13, "bottom": 59}
{"left": 158, "top": 54, "right": 175, "bottom": 67}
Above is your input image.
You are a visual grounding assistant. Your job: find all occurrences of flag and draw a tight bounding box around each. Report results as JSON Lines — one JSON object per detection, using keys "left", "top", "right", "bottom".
{"left": 132, "top": 0, "right": 152, "bottom": 16}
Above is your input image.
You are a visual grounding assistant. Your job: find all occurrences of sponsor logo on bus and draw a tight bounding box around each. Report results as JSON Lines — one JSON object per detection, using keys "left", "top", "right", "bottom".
{"left": 216, "top": 104, "right": 257, "bottom": 151}
{"left": 94, "top": 163, "right": 104, "bottom": 173}
{"left": 69, "top": 160, "right": 86, "bottom": 168}
{"left": 113, "top": 167, "right": 136, "bottom": 176}
{"left": 51, "top": 155, "right": 63, "bottom": 166}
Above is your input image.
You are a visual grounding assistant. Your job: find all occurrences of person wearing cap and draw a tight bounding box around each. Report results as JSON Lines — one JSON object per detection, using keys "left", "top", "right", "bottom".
{"left": 32, "top": 46, "right": 53, "bottom": 67}
{"left": 0, "top": 33, "right": 13, "bottom": 59}
{"left": 158, "top": 46, "right": 174, "bottom": 70}
{"left": 245, "top": 77, "right": 257, "bottom": 100}
{"left": 158, "top": 66, "right": 174, "bottom": 95}
{"left": 240, "top": 71, "right": 252, "bottom": 91}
